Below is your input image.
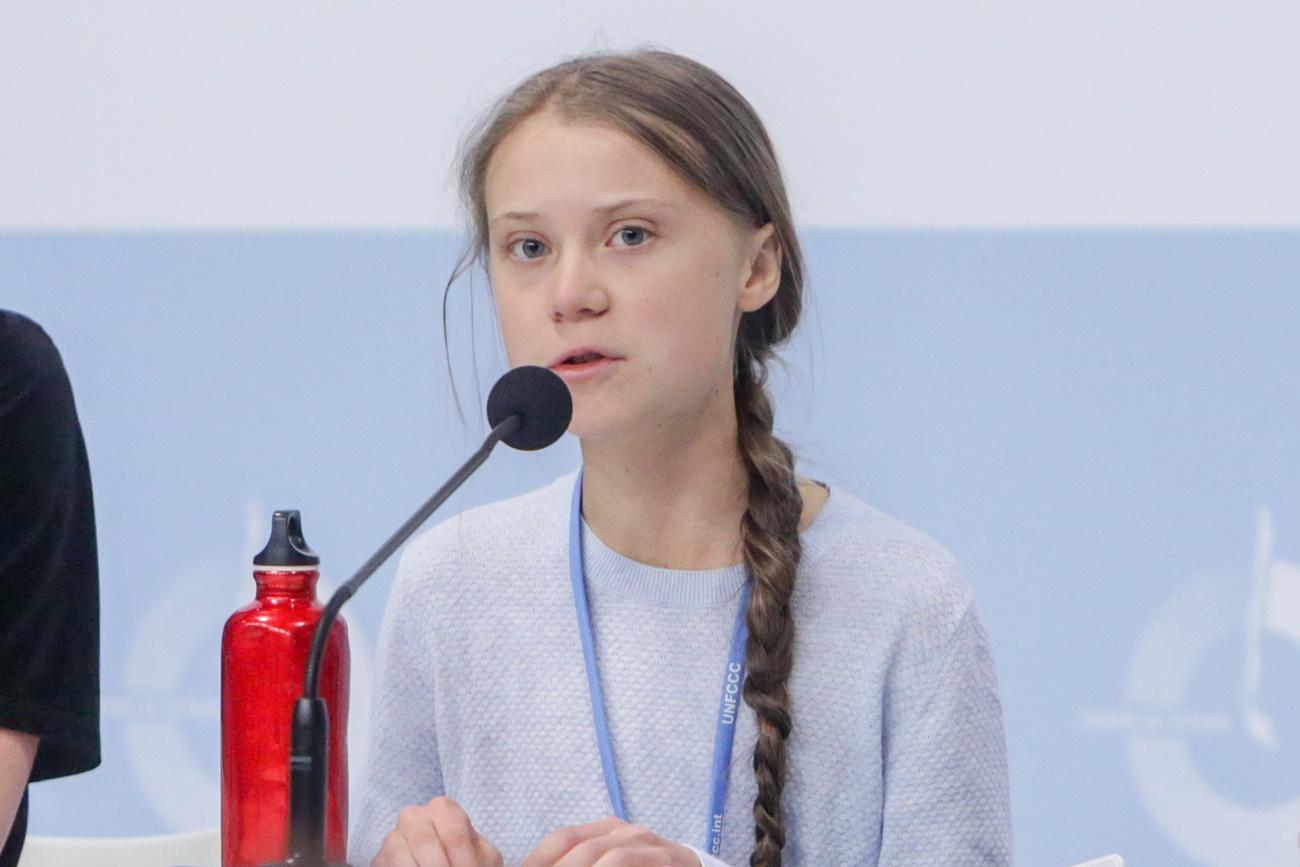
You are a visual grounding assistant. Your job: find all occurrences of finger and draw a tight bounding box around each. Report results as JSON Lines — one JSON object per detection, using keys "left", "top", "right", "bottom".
{"left": 426, "top": 797, "right": 482, "bottom": 867}
{"left": 553, "top": 824, "right": 657, "bottom": 867}
{"left": 475, "top": 834, "right": 505, "bottom": 867}
{"left": 591, "top": 845, "right": 679, "bottom": 867}
{"left": 404, "top": 824, "right": 452, "bottom": 867}
{"left": 391, "top": 803, "right": 451, "bottom": 867}
{"left": 373, "top": 831, "right": 420, "bottom": 867}
{"left": 520, "top": 816, "right": 629, "bottom": 867}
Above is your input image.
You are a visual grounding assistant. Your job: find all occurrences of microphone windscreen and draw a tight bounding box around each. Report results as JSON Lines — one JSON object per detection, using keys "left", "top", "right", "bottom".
{"left": 486, "top": 365, "right": 573, "bottom": 451}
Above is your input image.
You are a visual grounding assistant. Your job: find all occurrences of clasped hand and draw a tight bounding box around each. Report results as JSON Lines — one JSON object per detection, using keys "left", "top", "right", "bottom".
{"left": 373, "top": 796, "right": 703, "bottom": 867}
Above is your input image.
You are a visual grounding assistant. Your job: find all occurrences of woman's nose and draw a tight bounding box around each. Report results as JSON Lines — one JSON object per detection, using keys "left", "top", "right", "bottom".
{"left": 549, "top": 250, "right": 609, "bottom": 322}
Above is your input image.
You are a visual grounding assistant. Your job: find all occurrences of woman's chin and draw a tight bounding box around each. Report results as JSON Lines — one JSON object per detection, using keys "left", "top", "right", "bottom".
{"left": 566, "top": 407, "right": 632, "bottom": 444}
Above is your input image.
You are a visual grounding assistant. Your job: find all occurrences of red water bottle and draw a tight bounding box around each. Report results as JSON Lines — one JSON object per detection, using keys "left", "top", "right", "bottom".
{"left": 221, "top": 510, "right": 350, "bottom": 866}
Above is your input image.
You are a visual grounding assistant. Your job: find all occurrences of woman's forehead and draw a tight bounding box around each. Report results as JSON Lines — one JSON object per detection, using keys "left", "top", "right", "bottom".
{"left": 485, "top": 114, "right": 708, "bottom": 218}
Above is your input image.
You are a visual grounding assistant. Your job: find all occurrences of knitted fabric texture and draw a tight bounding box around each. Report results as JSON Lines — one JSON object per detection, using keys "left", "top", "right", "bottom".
{"left": 350, "top": 467, "right": 1012, "bottom": 866}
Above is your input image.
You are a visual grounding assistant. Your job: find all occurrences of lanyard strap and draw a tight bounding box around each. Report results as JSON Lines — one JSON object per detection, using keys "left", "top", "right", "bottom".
{"left": 568, "top": 466, "right": 751, "bottom": 856}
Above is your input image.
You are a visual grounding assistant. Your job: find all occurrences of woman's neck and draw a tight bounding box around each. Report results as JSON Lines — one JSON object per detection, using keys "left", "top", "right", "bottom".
{"left": 578, "top": 418, "right": 749, "bottom": 571}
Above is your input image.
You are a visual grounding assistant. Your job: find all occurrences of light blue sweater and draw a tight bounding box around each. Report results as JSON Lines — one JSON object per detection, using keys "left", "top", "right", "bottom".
{"left": 350, "top": 467, "right": 1012, "bottom": 866}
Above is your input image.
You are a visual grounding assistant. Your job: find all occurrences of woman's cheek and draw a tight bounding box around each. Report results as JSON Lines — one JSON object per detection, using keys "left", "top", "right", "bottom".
{"left": 633, "top": 295, "right": 676, "bottom": 332}
{"left": 496, "top": 313, "right": 532, "bottom": 369}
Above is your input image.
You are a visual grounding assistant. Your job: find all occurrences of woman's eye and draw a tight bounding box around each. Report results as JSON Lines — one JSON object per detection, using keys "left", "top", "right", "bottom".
{"left": 506, "top": 226, "right": 652, "bottom": 260}
{"left": 508, "top": 238, "right": 547, "bottom": 260}
{"left": 613, "top": 225, "right": 653, "bottom": 247}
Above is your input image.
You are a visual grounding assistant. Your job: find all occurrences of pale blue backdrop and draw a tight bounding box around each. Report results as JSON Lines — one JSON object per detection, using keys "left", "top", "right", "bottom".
{"left": 3, "top": 229, "right": 1298, "bottom": 866}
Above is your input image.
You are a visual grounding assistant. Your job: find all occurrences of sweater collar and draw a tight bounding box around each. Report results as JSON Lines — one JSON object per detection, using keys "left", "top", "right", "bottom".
{"left": 572, "top": 472, "right": 846, "bottom": 608}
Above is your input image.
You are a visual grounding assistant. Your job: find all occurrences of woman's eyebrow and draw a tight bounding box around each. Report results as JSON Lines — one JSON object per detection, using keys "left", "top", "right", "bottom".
{"left": 490, "top": 197, "right": 679, "bottom": 226}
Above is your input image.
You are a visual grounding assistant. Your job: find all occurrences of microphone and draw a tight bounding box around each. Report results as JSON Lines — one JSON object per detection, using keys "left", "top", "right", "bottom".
{"left": 273, "top": 365, "right": 572, "bottom": 867}
{"left": 487, "top": 362, "right": 574, "bottom": 451}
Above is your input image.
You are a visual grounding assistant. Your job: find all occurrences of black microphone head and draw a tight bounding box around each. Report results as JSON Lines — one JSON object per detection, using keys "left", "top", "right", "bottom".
{"left": 486, "top": 364, "right": 573, "bottom": 451}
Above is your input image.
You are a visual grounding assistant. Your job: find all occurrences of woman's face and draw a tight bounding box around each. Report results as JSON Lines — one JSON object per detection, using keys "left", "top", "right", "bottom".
{"left": 483, "top": 111, "right": 781, "bottom": 441}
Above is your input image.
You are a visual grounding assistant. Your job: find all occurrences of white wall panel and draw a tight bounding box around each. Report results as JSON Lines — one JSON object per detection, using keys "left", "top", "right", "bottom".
{"left": 2, "top": 1, "right": 1296, "bottom": 229}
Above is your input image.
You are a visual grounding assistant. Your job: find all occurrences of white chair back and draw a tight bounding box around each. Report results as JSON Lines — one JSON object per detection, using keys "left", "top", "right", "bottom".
{"left": 1067, "top": 856, "right": 1125, "bottom": 867}
{"left": 16, "top": 827, "right": 221, "bottom": 867}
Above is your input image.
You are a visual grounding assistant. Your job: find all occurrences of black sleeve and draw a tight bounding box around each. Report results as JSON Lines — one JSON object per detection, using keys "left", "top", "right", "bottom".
{"left": 0, "top": 310, "right": 101, "bottom": 782}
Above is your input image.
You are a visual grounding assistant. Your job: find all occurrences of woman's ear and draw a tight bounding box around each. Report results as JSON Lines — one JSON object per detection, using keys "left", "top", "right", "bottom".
{"left": 738, "top": 222, "right": 783, "bottom": 313}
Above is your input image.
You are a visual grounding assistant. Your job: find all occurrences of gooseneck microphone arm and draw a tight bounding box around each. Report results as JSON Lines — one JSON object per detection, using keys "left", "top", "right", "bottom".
{"left": 276, "top": 363, "right": 572, "bottom": 867}
{"left": 280, "top": 414, "right": 522, "bottom": 867}
{"left": 301, "top": 413, "right": 521, "bottom": 701}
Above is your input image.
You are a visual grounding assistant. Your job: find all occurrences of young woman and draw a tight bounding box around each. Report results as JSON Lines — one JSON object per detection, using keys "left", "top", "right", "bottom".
{"left": 352, "top": 48, "right": 1012, "bottom": 867}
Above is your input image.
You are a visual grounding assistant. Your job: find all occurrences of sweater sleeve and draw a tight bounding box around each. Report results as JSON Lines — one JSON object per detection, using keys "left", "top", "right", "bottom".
{"left": 876, "top": 601, "right": 1013, "bottom": 866}
{"left": 347, "top": 537, "right": 447, "bottom": 865}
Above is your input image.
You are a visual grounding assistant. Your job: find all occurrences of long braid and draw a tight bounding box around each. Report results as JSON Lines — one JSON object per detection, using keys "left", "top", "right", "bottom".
{"left": 734, "top": 341, "right": 804, "bottom": 867}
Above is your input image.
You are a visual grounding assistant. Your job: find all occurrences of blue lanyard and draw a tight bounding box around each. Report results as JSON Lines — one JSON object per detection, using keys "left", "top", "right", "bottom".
{"left": 568, "top": 466, "right": 751, "bottom": 857}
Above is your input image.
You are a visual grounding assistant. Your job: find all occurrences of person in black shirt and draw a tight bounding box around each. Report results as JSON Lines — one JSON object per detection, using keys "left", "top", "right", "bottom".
{"left": 0, "top": 310, "right": 101, "bottom": 866}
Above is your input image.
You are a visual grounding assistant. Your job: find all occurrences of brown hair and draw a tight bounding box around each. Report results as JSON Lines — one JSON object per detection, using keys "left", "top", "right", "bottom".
{"left": 442, "top": 47, "right": 807, "bottom": 866}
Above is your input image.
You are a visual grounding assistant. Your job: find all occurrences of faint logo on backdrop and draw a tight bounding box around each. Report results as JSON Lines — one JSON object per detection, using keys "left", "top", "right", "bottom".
{"left": 102, "top": 500, "right": 374, "bottom": 830}
{"left": 1081, "top": 507, "right": 1300, "bottom": 867}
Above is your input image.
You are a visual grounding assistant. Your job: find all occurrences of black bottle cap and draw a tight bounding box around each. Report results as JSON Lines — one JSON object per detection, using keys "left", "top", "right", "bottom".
{"left": 254, "top": 509, "right": 320, "bottom": 567}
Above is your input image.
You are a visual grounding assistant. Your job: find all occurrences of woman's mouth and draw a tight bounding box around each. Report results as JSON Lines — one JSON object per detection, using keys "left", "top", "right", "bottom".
{"left": 550, "top": 354, "right": 621, "bottom": 383}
